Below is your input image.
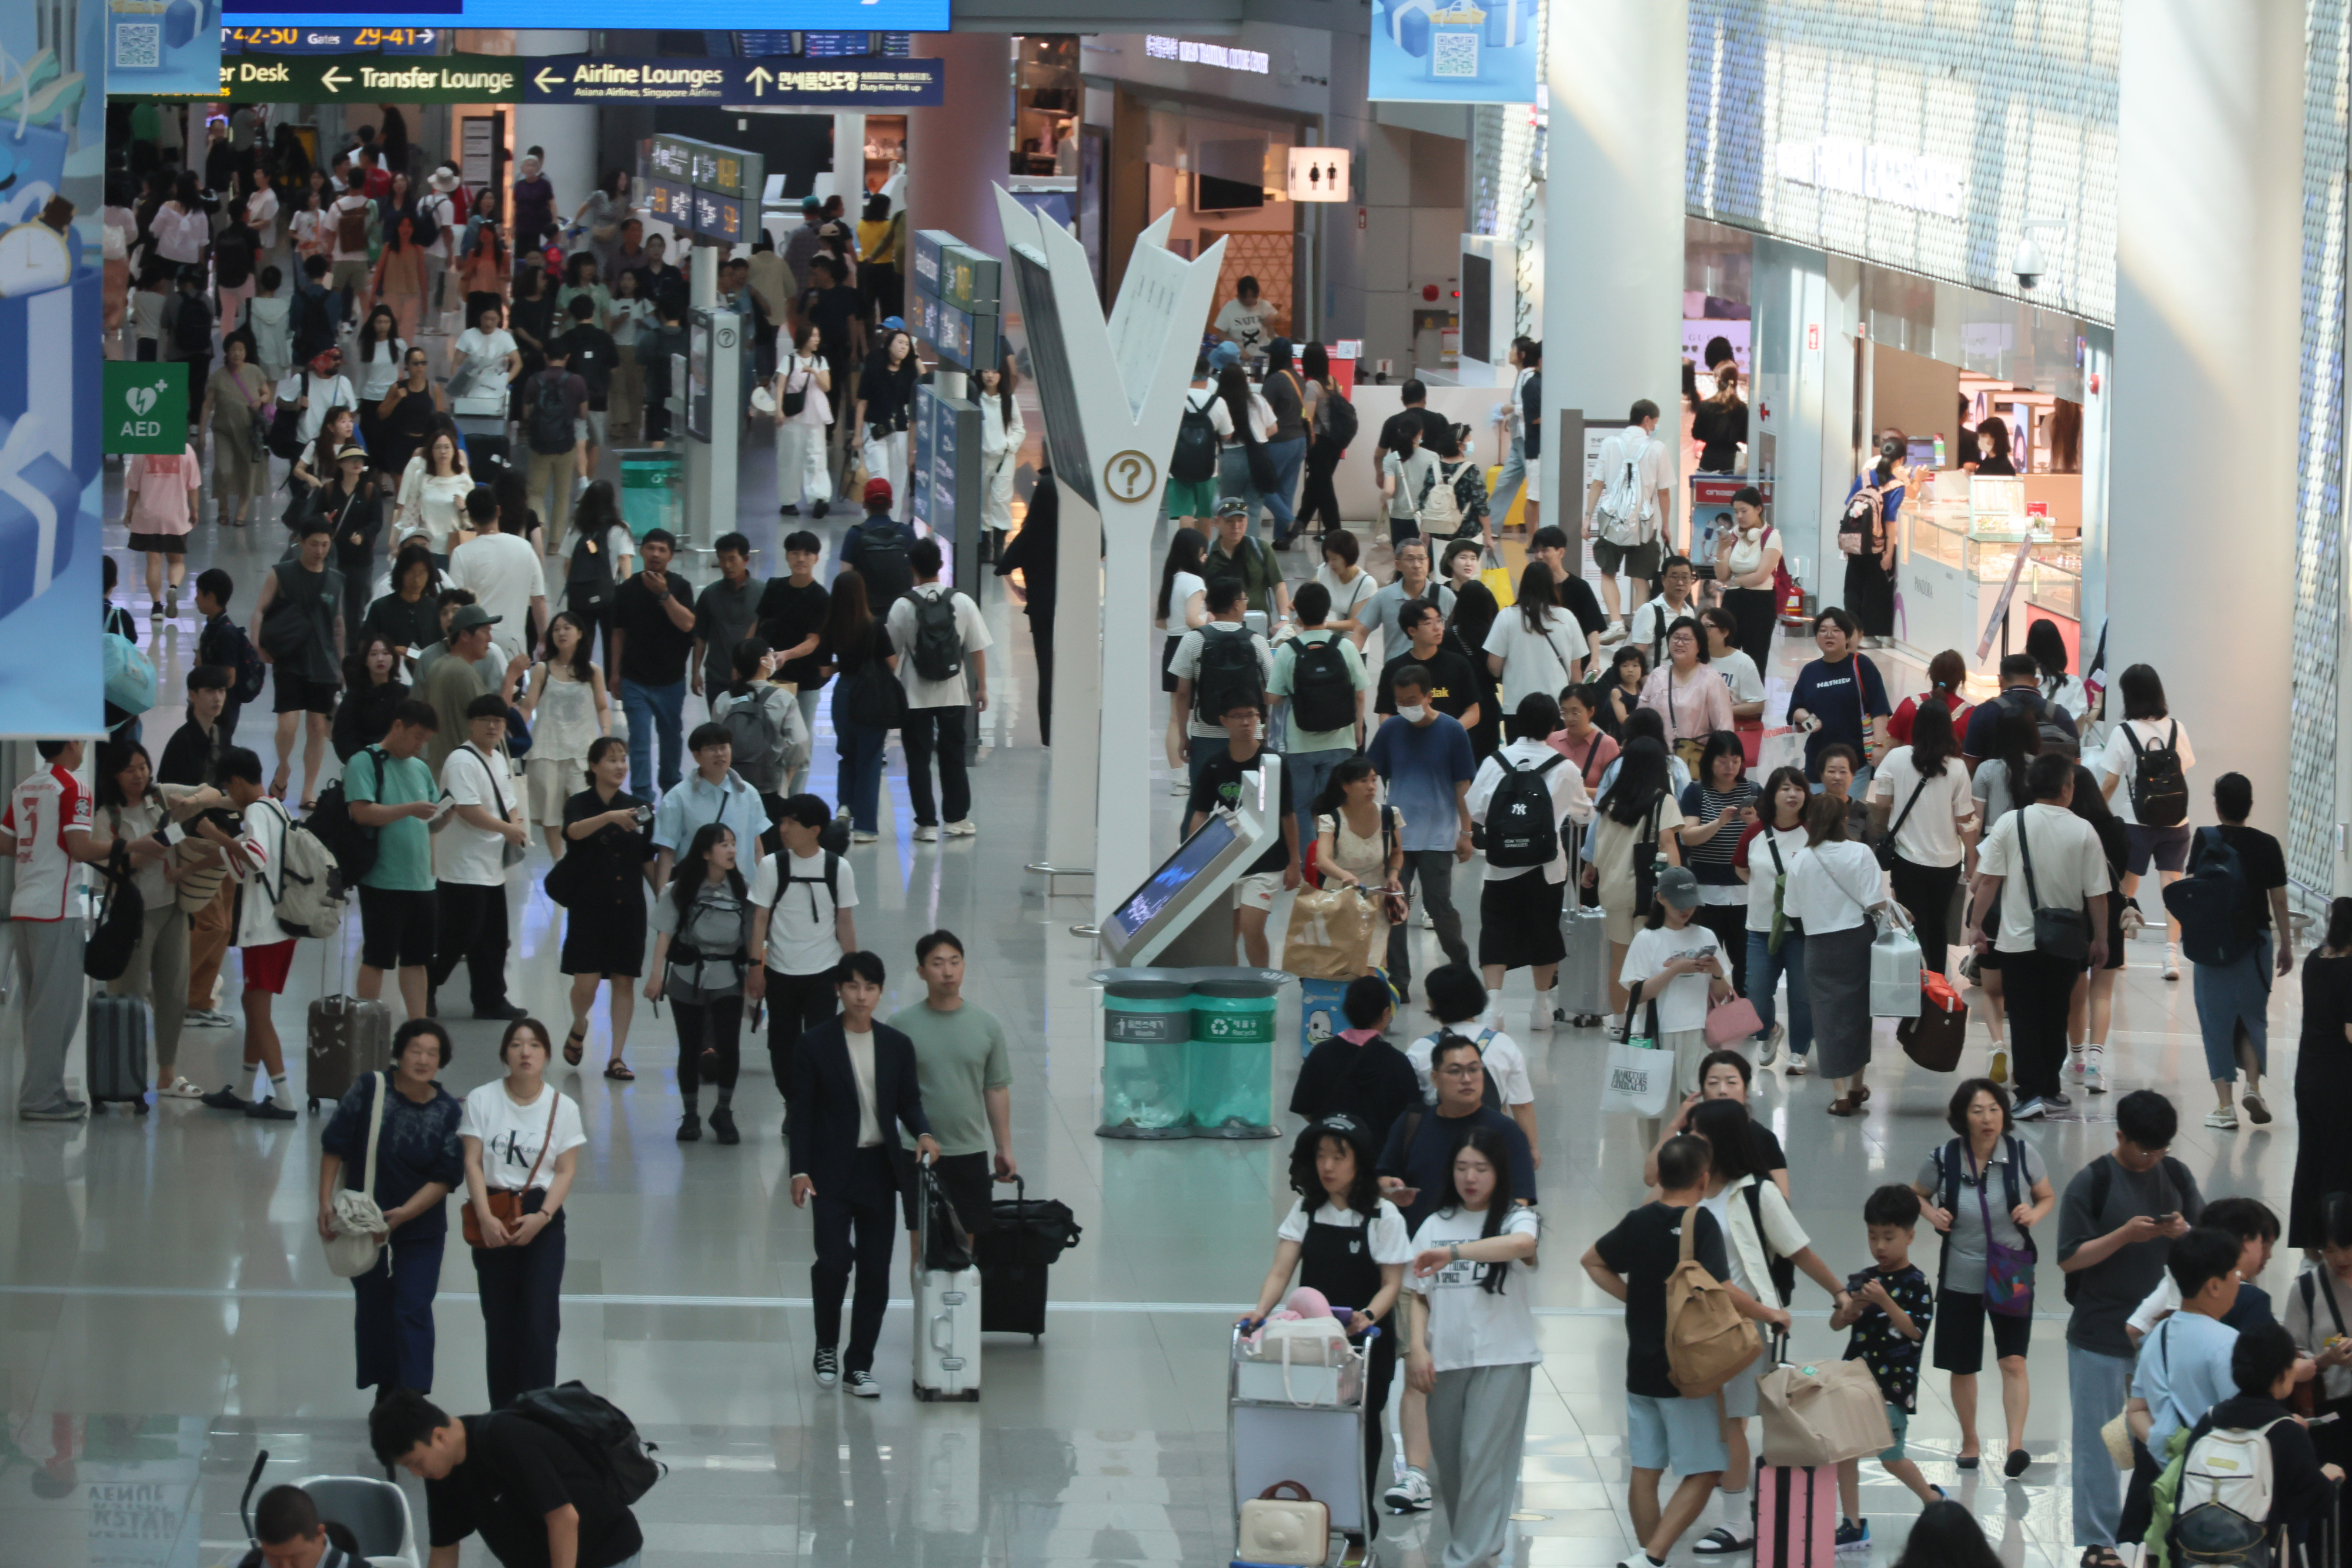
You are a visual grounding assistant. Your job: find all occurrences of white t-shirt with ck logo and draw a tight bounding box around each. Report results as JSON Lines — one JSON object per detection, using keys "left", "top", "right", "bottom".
{"left": 459, "top": 1082, "right": 587, "bottom": 1191}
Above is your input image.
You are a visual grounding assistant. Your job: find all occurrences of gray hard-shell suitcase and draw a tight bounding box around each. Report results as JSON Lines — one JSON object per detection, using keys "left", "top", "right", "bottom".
{"left": 1558, "top": 842, "right": 1612, "bottom": 1019}
{"left": 912, "top": 1160, "right": 981, "bottom": 1402}
{"left": 88, "top": 992, "right": 152, "bottom": 1111}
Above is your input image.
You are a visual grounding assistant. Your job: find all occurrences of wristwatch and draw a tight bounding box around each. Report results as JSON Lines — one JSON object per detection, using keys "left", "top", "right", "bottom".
{"left": 1448, "top": 1242, "right": 1461, "bottom": 1263}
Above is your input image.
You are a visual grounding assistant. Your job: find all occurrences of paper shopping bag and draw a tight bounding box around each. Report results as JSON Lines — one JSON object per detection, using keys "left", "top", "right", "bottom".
{"left": 1279, "top": 888, "right": 1385, "bottom": 979}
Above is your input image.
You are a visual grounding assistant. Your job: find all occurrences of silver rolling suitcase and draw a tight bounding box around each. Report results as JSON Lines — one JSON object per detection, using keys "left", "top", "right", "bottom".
{"left": 1558, "top": 844, "right": 1612, "bottom": 1021}
{"left": 911, "top": 1159, "right": 981, "bottom": 1402}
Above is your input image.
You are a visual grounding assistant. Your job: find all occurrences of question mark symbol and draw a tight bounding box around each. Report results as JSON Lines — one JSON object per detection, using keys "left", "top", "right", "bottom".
{"left": 1118, "top": 456, "right": 1142, "bottom": 493}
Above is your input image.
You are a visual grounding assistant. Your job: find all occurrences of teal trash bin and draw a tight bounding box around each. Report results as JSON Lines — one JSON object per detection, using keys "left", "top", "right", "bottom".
{"left": 615, "top": 449, "right": 682, "bottom": 540}
{"left": 1093, "top": 968, "right": 1196, "bottom": 1139}
{"left": 1187, "top": 968, "right": 1285, "bottom": 1138}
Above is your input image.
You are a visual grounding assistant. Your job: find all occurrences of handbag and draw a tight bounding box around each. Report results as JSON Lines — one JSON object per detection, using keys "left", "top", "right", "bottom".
{"left": 1601, "top": 990, "right": 1673, "bottom": 1118}
{"left": 1704, "top": 991, "right": 1764, "bottom": 1048}
{"left": 2014, "top": 810, "right": 2092, "bottom": 964}
{"left": 1757, "top": 1357, "right": 1897, "bottom": 1466}
{"left": 780, "top": 358, "right": 810, "bottom": 418}
{"left": 543, "top": 843, "right": 586, "bottom": 909}
{"left": 463, "top": 1092, "right": 559, "bottom": 1248}
{"left": 1236, "top": 1480, "right": 1329, "bottom": 1566}
{"left": 1243, "top": 434, "right": 1278, "bottom": 493}
{"left": 1479, "top": 546, "right": 1517, "bottom": 609}
{"left": 468, "top": 747, "right": 527, "bottom": 870}
{"left": 1278, "top": 886, "right": 1385, "bottom": 979}
{"left": 83, "top": 845, "right": 145, "bottom": 982}
{"left": 837, "top": 651, "right": 909, "bottom": 731}
{"left": 1236, "top": 1316, "right": 1361, "bottom": 1407}
{"left": 1876, "top": 773, "right": 1932, "bottom": 871}
{"left": 1973, "top": 1140, "right": 2037, "bottom": 1316}
{"left": 323, "top": 1071, "right": 392, "bottom": 1278}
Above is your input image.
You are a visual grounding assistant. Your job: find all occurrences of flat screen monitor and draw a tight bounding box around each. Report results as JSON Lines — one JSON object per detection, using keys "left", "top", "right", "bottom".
{"left": 1461, "top": 250, "right": 1491, "bottom": 365}
{"left": 1104, "top": 815, "right": 1239, "bottom": 952}
{"left": 1193, "top": 173, "right": 1265, "bottom": 213}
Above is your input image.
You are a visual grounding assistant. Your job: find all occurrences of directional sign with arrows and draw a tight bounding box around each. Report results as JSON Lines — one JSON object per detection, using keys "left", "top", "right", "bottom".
{"left": 210, "top": 52, "right": 942, "bottom": 105}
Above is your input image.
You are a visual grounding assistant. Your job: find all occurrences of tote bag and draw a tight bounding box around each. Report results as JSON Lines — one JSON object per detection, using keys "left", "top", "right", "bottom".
{"left": 322, "top": 1072, "right": 391, "bottom": 1278}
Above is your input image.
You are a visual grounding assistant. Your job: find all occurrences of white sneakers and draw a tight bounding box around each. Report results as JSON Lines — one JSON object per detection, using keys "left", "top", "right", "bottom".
{"left": 2164, "top": 943, "right": 2181, "bottom": 980}
{"left": 2206, "top": 1105, "right": 2240, "bottom": 1131}
{"left": 2083, "top": 1048, "right": 2106, "bottom": 1094}
{"left": 945, "top": 819, "right": 977, "bottom": 837}
{"left": 914, "top": 825, "right": 939, "bottom": 842}
{"left": 1988, "top": 1045, "right": 2009, "bottom": 1085}
{"left": 1529, "top": 992, "right": 1556, "bottom": 1035}
{"left": 1758, "top": 1024, "right": 1784, "bottom": 1067}
{"left": 1383, "top": 1465, "right": 1433, "bottom": 1512}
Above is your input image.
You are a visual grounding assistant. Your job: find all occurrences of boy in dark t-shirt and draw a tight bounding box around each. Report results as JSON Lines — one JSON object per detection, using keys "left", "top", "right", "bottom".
{"left": 1184, "top": 697, "right": 1299, "bottom": 968}
{"left": 1828, "top": 1185, "right": 1943, "bottom": 1549}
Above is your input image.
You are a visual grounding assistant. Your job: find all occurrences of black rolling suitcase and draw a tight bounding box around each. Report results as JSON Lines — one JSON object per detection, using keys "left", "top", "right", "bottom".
{"left": 973, "top": 1177, "right": 1081, "bottom": 1340}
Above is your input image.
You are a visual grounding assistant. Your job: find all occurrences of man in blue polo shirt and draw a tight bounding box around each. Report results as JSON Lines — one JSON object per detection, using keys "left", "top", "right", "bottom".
{"left": 1367, "top": 664, "right": 1476, "bottom": 988}
{"left": 651, "top": 722, "right": 769, "bottom": 892}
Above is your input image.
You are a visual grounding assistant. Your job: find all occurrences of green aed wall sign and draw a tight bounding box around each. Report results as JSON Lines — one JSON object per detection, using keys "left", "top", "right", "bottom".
{"left": 216, "top": 54, "right": 522, "bottom": 102}
{"left": 103, "top": 363, "right": 188, "bottom": 456}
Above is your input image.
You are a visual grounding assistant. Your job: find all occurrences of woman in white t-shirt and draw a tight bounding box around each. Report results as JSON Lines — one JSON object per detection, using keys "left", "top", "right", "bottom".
{"left": 2096, "top": 664, "right": 2197, "bottom": 974}
{"left": 1482, "top": 561, "right": 1589, "bottom": 711}
{"left": 451, "top": 302, "right": 522, "bottom": 411}
{"left": 1733, "top": 768, "right": 1816, "bottom": 1069}
{"left": 771, "top": 322, "right": 834, "bottom": 516}
{"left": 1621, "top": 864, "right": 1733, "bottom": 1104}
{"left": 1404, "top": 1128, "right": 1541, "bottom": 1568}
{"left": 1244, "top": 1117, "right": 1411, "bottom": 1540}
{"left": 1689, "top": 1095, "right": 1853, "bottom": 1552}
{"left": 1785, "top": 793, "right": 1890, "bottom": 1114}
{"left": 1867, "top": 702, "right": 1979, "bottom": 979}
{"left": 1701, "top": 606, "right": 1768, "bottom": 723}
{"left": 458, "top": 1017, "right": 587, "bottom": 1410}
{"left": 606, "top": 269, "right": 656, "bottom": 440}
{"left": 1315, "top": 529, "right": 1379, "bottom": 648}
{"left": 394, "top": 427, "right": 474, "bottom": 561}
{"left": 1157, "top": 530, "right": 1212, "bottom": 788}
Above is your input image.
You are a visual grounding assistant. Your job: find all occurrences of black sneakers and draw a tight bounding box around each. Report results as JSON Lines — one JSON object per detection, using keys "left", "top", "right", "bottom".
{"left": 677, "top": 1112, "right": 701, "bottom": 1142}
{"left": 813, "top": 1346, "right": 839, "bottom": 1388}
{"left": 710, "top": 1106, "right": 739, "bottom": 1145}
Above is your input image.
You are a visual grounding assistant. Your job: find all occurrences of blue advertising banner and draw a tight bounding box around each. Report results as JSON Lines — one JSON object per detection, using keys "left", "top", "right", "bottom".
{"left": 1368, "top": 0, "right": 1538, "bottom": 104}
{"left": 104, "top": 0, "right": 226, "bottom": 98}
{"left": 0, "top": 266, "right": 104, "bottom": 735}
{"left": 224, "top": 0, "right": 947, "bottom": 26}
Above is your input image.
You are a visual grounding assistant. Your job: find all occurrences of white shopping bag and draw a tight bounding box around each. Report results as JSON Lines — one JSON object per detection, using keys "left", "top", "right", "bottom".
{"left": 1601, "top": 1038, "right": 1675, "bottom": 1118}
{"left": 1870, "top": 906, "right": 1923, "bottom": 1018}
{"left": 1752, "top": 725, "right": 1805, "bottom": 782}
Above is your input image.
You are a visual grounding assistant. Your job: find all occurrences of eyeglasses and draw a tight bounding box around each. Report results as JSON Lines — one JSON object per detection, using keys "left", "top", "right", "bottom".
{"left": 1436, "top": 1064, "right": 1483, "bottom": 1079}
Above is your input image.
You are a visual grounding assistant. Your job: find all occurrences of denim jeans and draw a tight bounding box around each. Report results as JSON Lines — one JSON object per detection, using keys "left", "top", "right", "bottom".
{"left": 620, "top": 677, "right": 687, "bottom": 799}
{"left": 788, "top": 687, "right": 823, "bottom": 797}
{"left": 2193, "top": 930, "right": 2273, "bottom": 1081}
{"left": 1492, "top": 432, "right": 1530, "bottom": 516}
{"left": 1262, "top": 435, "right": 1305, "bottom": 538}
{"left": 2070, "top": 1345, "right": 2135, "bottom": 1546}
{"left": 836, "top": 720, "right": 887, "bottom": 832}
{"left": 1745, "top": 929, "right": 1813, "bottom": 1055}
{"left": 1284, "top": 747, "right": 1352, "bottom": 852}
{"left": 1217, "top": 445, "right": 1258, "bottom": 526}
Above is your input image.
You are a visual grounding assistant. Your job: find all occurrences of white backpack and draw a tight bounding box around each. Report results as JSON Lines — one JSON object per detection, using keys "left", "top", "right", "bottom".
{"left": 1417, "top": 459, "right": 1468, "bottom": 535}
{"left": 257, "top": 799, "right": 348, "bottom": 941}
{"left": 2170, "top": 1414, "right": 2285, "bottom": 1565}
{"left": 1595, "top": 431, "right": 1659, "bottom": 547}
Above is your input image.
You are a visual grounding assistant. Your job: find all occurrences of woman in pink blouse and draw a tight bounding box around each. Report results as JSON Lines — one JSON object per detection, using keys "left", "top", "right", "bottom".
{"left": 123, "top": 445, "right": 203, "bottom": 620}
{"left": 1636, "top": 615, "right": 1735, "bottom": 768}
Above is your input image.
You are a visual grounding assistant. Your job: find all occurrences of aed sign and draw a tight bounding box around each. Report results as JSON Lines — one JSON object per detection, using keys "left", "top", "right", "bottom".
{"left": 104, "top": 363, "right": 188, "bottom": 456}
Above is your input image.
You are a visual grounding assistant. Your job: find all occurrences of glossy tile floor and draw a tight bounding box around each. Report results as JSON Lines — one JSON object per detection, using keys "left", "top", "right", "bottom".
{"left": 3, "top": 427, "right": 2314, "bottom": 1566}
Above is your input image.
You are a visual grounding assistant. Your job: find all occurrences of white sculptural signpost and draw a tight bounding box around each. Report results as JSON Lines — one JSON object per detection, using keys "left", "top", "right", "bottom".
{"left": 992, "top": 192, "right": 1230, "bottom": 930}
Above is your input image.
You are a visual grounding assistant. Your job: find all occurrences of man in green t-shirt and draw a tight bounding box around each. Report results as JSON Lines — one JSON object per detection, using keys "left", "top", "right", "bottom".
{"left": 887, "top": 930, "right": 1013, "bottom": 1240}
{"left": 343, "top": 700, "right": 446, "bottom": 1019}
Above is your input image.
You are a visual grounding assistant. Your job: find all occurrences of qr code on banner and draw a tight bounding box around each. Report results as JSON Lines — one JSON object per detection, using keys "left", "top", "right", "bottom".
{"left": 113, "top": 22, "right": 162, "bottom": 69}
{"left": 1430, "top": 31, "right": 1480, "bottom": 79}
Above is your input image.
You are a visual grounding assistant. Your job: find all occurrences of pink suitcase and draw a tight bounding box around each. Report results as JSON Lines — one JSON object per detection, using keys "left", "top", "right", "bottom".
{"left": 1755, "top": 1462, "right": 1836, "bottom": 1568}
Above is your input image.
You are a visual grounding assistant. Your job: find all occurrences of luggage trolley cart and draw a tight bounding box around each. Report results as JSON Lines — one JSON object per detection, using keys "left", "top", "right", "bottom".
{"left": 1229, "top": 1316, "right": 1374, "bottom": 1564}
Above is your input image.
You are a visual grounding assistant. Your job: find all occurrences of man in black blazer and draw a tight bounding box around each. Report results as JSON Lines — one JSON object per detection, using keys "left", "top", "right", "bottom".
{"left": 789, "top": 950, "right": 940, "bottom": 1396}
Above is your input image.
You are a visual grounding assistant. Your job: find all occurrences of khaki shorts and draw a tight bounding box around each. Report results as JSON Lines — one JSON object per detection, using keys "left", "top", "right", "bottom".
{"left": 1592, "top": 535, "right": 1662, "bottom": 579}
{"left": 525, "top": 756, "right": 585, "bottom": 824}
{"left": 1235, "top": 871, "right": 1284, "bottom": 912}
{"left": 330, "top": 258, "right": 369, "bottom": 293}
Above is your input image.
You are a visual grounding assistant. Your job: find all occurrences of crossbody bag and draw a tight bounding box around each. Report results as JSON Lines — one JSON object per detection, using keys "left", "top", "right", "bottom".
{"left": 2013, "top": 810, "right": 2090, "bottom": 963}
{"left": 1876, "top": 773, "right": 1933, "bottom": 871}
{"left": 466, "top": 745, "right": 527, "bottom": 870}
{"left": 462, "top": 1092, "right": 559, "bottom": 1248}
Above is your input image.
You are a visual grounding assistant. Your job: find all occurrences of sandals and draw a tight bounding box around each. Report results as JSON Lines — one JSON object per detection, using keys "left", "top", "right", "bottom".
{"left": 1955, "top": 1452, "right": 1981, "bottom": 1470}
{"left": 603, "top": 1058, "right": 635, "bottom": 1082}
{"left": 1827, "top": 1096, "right": 1863, "bottom": 1117}
{"left": 2082, "top": 1549, "right": 2126, "bottom": 1568}
{"left": 563, "top": 1027, "right": 585, "bottom": 1067}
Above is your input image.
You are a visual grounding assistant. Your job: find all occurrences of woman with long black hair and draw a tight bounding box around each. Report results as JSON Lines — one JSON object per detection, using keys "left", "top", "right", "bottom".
{"left": 561, "top": 480, "right": 636, "bottom": 674}
{"left": 1676, "top": 730, "right": 1761, "bottom": 998}
{"left": 333, "top": 635, "right": 409, "bottom": 761}
{"left": 1215, "top": 360, "right": 1277, "bottom": 532}
{"left": 96, "top": 742, "right": 198, "bottom": 1101}
{"left": 1244, "top": 1115, "right": 1411, "bottom": 1543}
{"left": 853, "top": 325, "right": 924, "bottom": 505}
{"left": 1583, "top": 735, "right": 1686, "bottom": 1023}
{"left": 1482, "top": 560, "right": 1589, "bottom": 715}
{"left": 559, "top": 737, "right": 655, "bottom": 1076}
{"left": 647, "top": 823, "right": 755, "bottom": 1146}
{"left": 1404, "top": 1125, "right": 1542, "bottom": 1568}
{"left": 1445, "top": 579, "right": 1505, "bottom": 760}
{"left": 1869, "top": 701, "right": 1977, "bottom": 978}
{"left": 826, "top": 571, "right": 900, "bottom": 843}
{"left": 976, "top": 351, "right": 1025, "bottom": 561}
{"left": 1296, "top": 342, "right": 1346, "bottom": 544}
{"left": 364, "top": 542, "right": 445, "bottom": 664}
{"left": 2064, "top": 757, "right": 2131, "bottom": 1091}
{"left": 1839, "top": 435, "right": 1907, "bottom": 641}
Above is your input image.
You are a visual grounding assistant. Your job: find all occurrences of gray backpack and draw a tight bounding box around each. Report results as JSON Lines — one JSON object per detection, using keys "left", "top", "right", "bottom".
{"left": 716, "top": 687, "right": 806, "bottom": 794}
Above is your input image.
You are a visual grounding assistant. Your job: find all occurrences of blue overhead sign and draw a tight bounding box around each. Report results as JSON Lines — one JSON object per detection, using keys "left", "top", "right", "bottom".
{"left": 224, "top": 0, "right": 946, "bottom": 25}
{"left": 222, "top": 25, "right": 443, "bottom": 52}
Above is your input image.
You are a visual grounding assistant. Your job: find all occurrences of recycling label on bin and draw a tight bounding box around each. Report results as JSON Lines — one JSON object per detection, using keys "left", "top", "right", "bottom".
{"left": 1104, "top": 1011, "right": 1185, "bottom": 1044}
{"left": 1194, "top": 1008, "right": 1276, "bottom": 1044}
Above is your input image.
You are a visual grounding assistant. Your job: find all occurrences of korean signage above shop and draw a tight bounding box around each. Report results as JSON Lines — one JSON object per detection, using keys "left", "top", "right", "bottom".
{"left": 201, "top": 52, "right": 941, "bottom": 106}
{"left": 222, "top": 0, "right": 945, "bottom": 26}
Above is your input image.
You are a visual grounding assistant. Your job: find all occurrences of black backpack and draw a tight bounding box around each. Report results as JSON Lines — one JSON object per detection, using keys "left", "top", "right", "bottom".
{"left": 293, "top": 283, "right": 338, "bottom": 362}
{"left": 2123, "top": 722, "right": 2189, "bottom": 828}
{"left": 1321, "top": 385, "right": 1359, "bottom": 451}
{"left": 213, "top": 228, "right": 253, "bottom": 290}
{"left": 526, "top": 373, "right": 576, "bottom": 455}
{"left": 567, "top": 331, "right": 613, "bottom": 399}
{"left": 2164, "top": 828, "right": 2262, "bottom": 967}
{"left": 909, "top": 589, "right": 963, "bottom": 683}
{"left": 172, "top": 294, "right": 213, "bottom": 356}
{"left": 1287, "top": 635, "right": 1355, "bottom": 734}
{"left": 849, "top": 523, "right": 914, "bottom": 611}
{"left": 567, "top": 529, "right": 616, "bottom": 614}
{"left": 82, "top": 846, "right": 144, "bottom": 982}
{"left": 1998, "top": 688, "right": 2079, "bottom": 760}
{"left": 1484, "top": 752, "right": 1565, "bottom": 868}
{"left": 1192, "top": 624, "right": 1264, "bottom": 724}
{"left": 306, "top": 747, "right": 383, "bottom": 885}
{"left": 513, "top": 1382, "right": 663, "bottom": 1506}
{"left": 1171, "top": 399, "right": 1220, "bottom": 483}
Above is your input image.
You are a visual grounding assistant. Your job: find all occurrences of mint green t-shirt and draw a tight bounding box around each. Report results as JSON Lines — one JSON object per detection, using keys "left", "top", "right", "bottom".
{"left": 1269, "top": 629, "right": 1371, "bottom": 753}
{"left": 887, "top": 1001, "right": 1011, "bottom": 1159}
{"left": 346, "top": 746, "right": 437, "bottom": 892}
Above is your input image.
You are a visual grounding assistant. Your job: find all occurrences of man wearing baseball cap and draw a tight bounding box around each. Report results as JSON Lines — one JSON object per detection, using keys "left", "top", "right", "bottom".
{"left": 840, "top": 477, "right": 916, "bottom": 613}
{"left": 420, "top": 603, "right": 527, "bottom": 775}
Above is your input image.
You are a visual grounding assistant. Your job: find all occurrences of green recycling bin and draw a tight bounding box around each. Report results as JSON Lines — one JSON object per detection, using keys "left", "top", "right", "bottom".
{"left": 1187, "top": 968, "right": 1285, "bottom": 1138}
{"left": 1093, "top": 968, "right": 1196, "bottom": 1139}
{"left": 616, "top": 449, "right": 682, "bottom": 540}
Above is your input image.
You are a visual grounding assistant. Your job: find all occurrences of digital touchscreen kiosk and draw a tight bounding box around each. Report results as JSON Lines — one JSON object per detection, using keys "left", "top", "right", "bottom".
{"left": 1098, "top": 755, "right": 1281, "bottom": 965}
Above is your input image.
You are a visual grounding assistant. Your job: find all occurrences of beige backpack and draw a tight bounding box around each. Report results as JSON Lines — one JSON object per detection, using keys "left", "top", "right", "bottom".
{"left": 1664, "top": 1202, "right": 1762, "bottom": 1396}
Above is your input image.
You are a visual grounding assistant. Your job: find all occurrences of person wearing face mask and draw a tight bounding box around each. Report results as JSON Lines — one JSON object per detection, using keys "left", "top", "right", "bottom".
{"left": 1369, "top": 668, "right": 1479, "bottom": 990}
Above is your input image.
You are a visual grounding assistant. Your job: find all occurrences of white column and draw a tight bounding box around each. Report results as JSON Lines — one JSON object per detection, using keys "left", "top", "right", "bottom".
{"left": 512, "top": 30, "right": 594, "bottom": 229}
{"left": 1539, "top": 0, "right": 1687, "bottom": 554}
{"left": 2109, "top": 2, "right": 2302, "bottom": 838}
{"left": 832, "top": 113, "right": 867, "bottom": 209}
